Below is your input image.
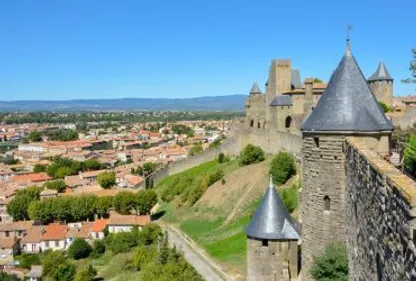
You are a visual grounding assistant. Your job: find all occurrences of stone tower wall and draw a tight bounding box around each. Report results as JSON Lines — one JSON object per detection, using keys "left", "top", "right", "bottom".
{"left": 345, "top": 137, "right": 416, "bottom": 280}
{"left": 303, "top": 78, "right": 314, "bottom": 120}
{"left": 246, "top": 94, "right": 266, "bottom": 129}
{"left": 301, "top": 134, "right": 347, "bottom": 281}
{"left": 369, "top": 80, "right": 393, "bottom": 108}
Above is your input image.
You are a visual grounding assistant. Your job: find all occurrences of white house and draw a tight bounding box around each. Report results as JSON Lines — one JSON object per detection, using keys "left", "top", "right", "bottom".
{"left": 21, "top": 226, "right": 43, "bottom": 254}
{"left": 39, "top": 223, "right": 67, "bottom": 251}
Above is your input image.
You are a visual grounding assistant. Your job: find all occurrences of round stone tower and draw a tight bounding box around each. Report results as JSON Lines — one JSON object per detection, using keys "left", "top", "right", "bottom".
{"left": 300, "top": 42, "right": 394, "bottom": 280}
{"left": 367, "top": 61, "right": 394, "bottom": 108}
{"left": 246, "top": 177, "right": 300, "bottom": 281}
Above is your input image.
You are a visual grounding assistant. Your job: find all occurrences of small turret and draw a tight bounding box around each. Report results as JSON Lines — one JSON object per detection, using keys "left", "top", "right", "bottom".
{"left": 368, "top": 61, "right": 394, "bottom": 107}
{"left": 249, "top": 82, "right": 262, "bottom": 95}
{"left": 246, "top": 176, "right": 300, "bottom": 281}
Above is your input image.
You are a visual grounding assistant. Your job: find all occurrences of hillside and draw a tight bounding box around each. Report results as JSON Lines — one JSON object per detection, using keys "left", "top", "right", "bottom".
{"left": 0, "top": 95, "right": 247, "bottom": 112}
{"left": 157, "top": 156, "right": 301, "bottom": 281}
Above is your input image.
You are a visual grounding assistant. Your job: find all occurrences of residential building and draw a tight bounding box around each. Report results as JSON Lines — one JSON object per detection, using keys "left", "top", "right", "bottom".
{"left": 89, "top": 219, "right": 107, "bottom": 240}
{"left": 40, "top": 223, "right": 67, "bottom": 251}
{"left": 107, "top": 214, "right": 151, "bottom": 233}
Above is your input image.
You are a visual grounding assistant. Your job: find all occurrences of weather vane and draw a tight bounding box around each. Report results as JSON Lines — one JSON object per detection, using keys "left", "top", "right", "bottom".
{"left": 347, "top": 25, "right": 352, "bottom": 42}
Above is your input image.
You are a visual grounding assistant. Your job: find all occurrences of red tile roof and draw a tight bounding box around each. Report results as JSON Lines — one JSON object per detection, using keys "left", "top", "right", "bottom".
{"left": 90, "top": 219, "right": 108, "bottom": 232}
{"left": 13, "top": 173, "right": 52, "bottom": 183}
{"left": 41, "top": 223, "right": 67, "bottom": 241}
{"left": 21, "top": 226, "right": 44, "bottom": 243}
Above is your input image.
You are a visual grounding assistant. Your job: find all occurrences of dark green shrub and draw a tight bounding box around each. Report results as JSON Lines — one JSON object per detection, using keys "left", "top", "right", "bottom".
{"left": 270, "top": 152, "right": 296, "bottom": 185}
{"left": 74, "top": 265, "right": 97, "bottom": 281}
{"left": 404, "top": 135, "right": 416, "bottom": 177}
{"left": 44, "top": 180, "right": 67, "bottom": 193}
{"left": 91, "top": 239, "right": 106, "bottom": 258}
{"left": 239, "top": 144, "right": 265, "bottom": 166}
{"left": 53, "top": 263, "right": 76, "bottom": 281}
{"left": 310, "top": 243, "right": 349, "bottom": 281}
{"left": 218, "top": 153, "right": 225, "bottom": 163}
{"left": 280, "top": 184, "right": 298, "bottom": 213}
{"left": 15, "top": 253, "right": 41, "bottom": 269}
{"left": 67, "top": 239, "right": 92, "bottom": 260}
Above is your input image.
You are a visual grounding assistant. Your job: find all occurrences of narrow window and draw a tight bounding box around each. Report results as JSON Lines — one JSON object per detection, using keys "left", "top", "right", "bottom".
{"left": 257, "top": 122, "right": 261, "bottom": 129}
{"left": 314, "top": 137, "right": 320, "bottom": 148}
{"left": 262, "top": 239, "right": 268, "bottom": 247}
{"left": 5, "top": 231, "right": 9, "bottom": 237}
{"left": 324, "top": 196, "right": 331, "bottom": 211}
{"left": 285, "top": 116, "right": 292, "bottom": 128}
{"left": 55, "top": 240, "right": 59, "bottom": 247}
{"left": 376, "top": 254, "right": 382, "bottom": 281}
{"left": 250, "top": 120, "right": 254, "bottom": 127}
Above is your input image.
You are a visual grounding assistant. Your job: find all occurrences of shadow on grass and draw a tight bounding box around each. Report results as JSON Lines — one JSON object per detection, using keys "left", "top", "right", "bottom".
{"left": 152, "top": 210, "right": 166, "bottom": 220}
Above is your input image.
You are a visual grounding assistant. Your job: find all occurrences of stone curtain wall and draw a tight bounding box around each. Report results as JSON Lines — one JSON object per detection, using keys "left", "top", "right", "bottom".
{"left": 346, "top": 138, "right": 416, "bottom": 281}
{"left": 235, "top": 126, "right": 302, "bottom": 156}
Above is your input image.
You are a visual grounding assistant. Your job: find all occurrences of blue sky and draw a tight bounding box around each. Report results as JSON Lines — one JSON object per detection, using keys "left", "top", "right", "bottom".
{"left": 0, "top": 0, "right": 415, "bottom": 100}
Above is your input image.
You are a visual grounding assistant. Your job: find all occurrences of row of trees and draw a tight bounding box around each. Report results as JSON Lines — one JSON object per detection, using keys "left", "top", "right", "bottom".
{"left": 0, "top": 111, "right": 244, "bottom": 125}
{"left": 29, "top": 129, "right": 79, "bottom": 142}
{"left": 7, "top": 188, "right": 157, "bottom": 222}
{"left": 43, "top": 157, "right": 105, "bottom": 179}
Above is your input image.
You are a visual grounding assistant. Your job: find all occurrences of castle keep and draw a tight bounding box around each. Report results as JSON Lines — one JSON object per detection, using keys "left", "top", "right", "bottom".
{"left": 242, "top": 40, "right": 416, "bottom": 281}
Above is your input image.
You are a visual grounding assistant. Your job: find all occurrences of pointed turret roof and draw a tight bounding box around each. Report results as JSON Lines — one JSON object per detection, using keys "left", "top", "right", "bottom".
{"left": 245, "top": 177, "right": 300, "bottom": 240}
{"left": 250, "top": 82, "right": 261, "bottom": 95}
{"left": 301, "top": 43, "right": 394, "bottom": 132}
{"left": 368, "top": 61, "right": 393, "bottom": 81}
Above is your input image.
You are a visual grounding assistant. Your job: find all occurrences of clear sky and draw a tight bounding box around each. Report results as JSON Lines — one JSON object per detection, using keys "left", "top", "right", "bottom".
{"left": 1, "top": 0, "right": 415, "bottom": 101}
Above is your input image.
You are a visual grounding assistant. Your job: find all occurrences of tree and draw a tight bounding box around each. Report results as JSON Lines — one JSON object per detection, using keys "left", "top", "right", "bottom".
{"left": 310, "top": 243, "right": 349, "bottom": 281}
{"left": 270, "top": 152, "right": 297, "bottom": 185}
{"left": 15, "top": 253, "right": 41, "bottom": 269}
{"left": 44, "top": 179, "right": 67, "bottom": 193}
{"left": 55, "top": 166, "right": 73, "bottom": 179}
{"left": 97, "top": 171, "right": 116, "bottom": 189}
{"left": 133, "top": 246, "right": 157, "bottom": 271}
{"left": 83, "top": 159, "right": 103, "bottom": 171}
{"left": 53, "top": 263, "right": 76, "bottom": 281}
{"left": 142, "top": 162, "right": 157, "bottom": 176}
{"left": 218, "top": 152, "right": 225, "bottom": 163}
{"left": 33, "top": 164, "right": 47, "bottom": 173}
{"left": 74, "top": 265, "right": 97, "bottom": 281}
{"left": 239, "top": 144, "right": 265, "bottom": 166}
{"left": 41, "top": 250, "right": 66, "bottom": 277}
{"left": 313, "top": 78, "right": 323, "bottom": 83}
{"left": 91, "top": 239, "right": 106, "bottom": 258}
{"left": 7, "top": 186, "right": 41, "bottom": 221}
{"left": 0, "top": 272, "right": 19, "bottom": 281}
{"left": 68, "top": 238, "right": 92, "bottom": 260}
{"left": 188, "top": 143, "right": 203, "bottom": 156}
{"left": 95, "top": 196, "right": 113, "bottom": 217}
{"left": 379, "top": 101, "right": 390, "bottom": 113}
{"left": 404, "top": 135, "right": 416, "bottom": 177}
{"left": 402, "top": 48, "right": 416, "bottom": 84}
{"left": 135, "top": 190, "right": 158, "bottom": 215}
{"left": 28, "top": 131, "right": 42, "bottom": 142}
{"left": 113, "top": 191, "right": 136, "bottom": 215}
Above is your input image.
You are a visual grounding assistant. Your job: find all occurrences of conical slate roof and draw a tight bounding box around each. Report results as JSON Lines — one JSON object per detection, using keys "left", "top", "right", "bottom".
{"left": 250, "top": 82, "right": 261, "bottom": 95}
{"left": 368, "top": 61, "right": 393, "bottom": 81}
{"left": 245, "top": 177, "right": 300, "bottom": 240}
{"left": 301, "top": 44, "right": 394, "bottom": 132}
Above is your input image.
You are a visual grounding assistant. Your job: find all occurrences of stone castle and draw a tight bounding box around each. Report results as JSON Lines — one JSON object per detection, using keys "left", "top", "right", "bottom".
{"left": 243, "top": 41, "right": 416, "bottom": 281}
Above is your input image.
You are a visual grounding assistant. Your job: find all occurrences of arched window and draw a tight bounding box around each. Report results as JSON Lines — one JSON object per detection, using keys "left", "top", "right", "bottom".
{"left": 250, "top": 120, "right": 254, "bottom": 127}
{"left": 257, "top": 122, "right": 261, "bottom": 129}
{"left": 285, "top": 116, "right": 292, "bottom": 128}
{"left": 324, "top": 196, "right": 330, "bottom": 211}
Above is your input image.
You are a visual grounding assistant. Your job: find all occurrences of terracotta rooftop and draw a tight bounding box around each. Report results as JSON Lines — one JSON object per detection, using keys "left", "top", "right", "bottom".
{"left": 124, "top": 174, "right": 144, "bottom": 186}
{"left": 41, "top": 223, "right": 67, "bottom": 241}
{"left": 90, "top": 219, "right": 108, "bottom": 232}
{"left": 21, "top": 226, "right": 44, "bottom": 243}
{"left": 79, "top": 169, "right": 108, "bottom": 179}
{"left": 13, "top": 173, "right": 52, "bottom": 183}
{"left": 66, "top": 223, "right": 92, "bottom": 239}
{"left": 108, "top": 214, "right": 151, "bottom": 226}
{"left": 0, "top": 221, "right": 33, "bottom": 232}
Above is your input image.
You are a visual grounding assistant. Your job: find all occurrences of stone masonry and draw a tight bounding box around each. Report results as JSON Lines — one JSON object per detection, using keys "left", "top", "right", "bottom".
{"left": 301, "top": 134, "right": 347, "bottom": 280}
{"left": 346, "top": 138, "right": 416, "bottom": 281}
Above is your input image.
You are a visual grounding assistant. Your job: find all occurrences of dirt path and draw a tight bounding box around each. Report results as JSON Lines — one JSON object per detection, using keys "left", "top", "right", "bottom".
{"left": 160, "top": 224, "right": 233, "bottom": 281}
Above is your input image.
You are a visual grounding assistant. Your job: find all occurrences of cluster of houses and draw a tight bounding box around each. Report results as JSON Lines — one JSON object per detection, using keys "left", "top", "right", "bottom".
{"left": 0, "top": 213, "right": 151, "bottom": 266}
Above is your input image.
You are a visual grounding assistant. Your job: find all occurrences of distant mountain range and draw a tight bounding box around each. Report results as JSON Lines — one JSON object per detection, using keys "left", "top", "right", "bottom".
{"left": 0, "top": 95, "right": 247, "bottom": 112}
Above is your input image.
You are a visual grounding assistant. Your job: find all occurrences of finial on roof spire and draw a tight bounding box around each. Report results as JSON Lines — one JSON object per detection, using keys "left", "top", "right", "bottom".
{"left": 346, "top": 25, "right": 352, "bottom": 56}
{"left": 269, "top": 175, "right": 274, "bottom": 188}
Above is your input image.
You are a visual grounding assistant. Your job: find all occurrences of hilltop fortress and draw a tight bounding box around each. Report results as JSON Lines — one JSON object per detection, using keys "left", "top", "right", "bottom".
{"left": 234, "top": 41, "right": 416, "bottom": 281}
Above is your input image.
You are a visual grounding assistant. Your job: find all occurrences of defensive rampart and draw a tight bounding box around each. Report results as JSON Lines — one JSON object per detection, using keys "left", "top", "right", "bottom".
{"left": 345, "top": 137, "right": 416, "bottom": 280}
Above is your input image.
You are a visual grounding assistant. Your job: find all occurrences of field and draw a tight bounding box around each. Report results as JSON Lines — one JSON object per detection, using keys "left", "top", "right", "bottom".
{"left": 156, "top": 155, "right": 300, "bottom": 280}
